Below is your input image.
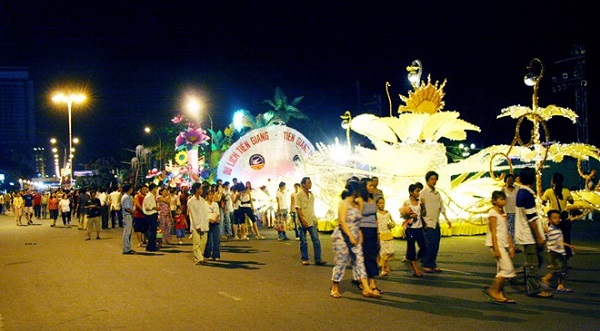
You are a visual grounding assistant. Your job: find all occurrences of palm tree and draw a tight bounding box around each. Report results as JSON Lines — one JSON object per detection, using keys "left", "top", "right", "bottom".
{"left": 262, "top": 87, "right": 308, "bottom": 125}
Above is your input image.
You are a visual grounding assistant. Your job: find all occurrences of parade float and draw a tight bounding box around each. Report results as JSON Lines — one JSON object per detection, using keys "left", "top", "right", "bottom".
{"left": 298, "top": 58, "right": 600, "bottom": 236}
{"left": 135, "top": 60, "right": 600, "bottom": 237}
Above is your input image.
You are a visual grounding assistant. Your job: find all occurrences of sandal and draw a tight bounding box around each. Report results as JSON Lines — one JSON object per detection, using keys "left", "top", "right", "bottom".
{"left": 532, "top": 291, "right": 553, "bottom": 298}
{"left": 379, "top": 271, "right": 389, "bottom": 276}
{"left": 372, "top": 287, "right": 383, "bottom": 294}
{"left": 362, "top": 290, "right": 381, "bottom": 298}
{"left": 330, "top": 290, "right": 342, "bottom": 298}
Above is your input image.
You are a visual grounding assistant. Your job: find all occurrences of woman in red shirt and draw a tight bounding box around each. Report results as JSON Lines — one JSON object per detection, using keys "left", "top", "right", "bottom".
{"left": 48, "top": 192, "right": 59, "bottom": 227}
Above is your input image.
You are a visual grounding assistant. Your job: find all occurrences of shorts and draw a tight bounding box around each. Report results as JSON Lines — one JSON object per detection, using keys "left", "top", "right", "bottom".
{"left": 175, "top": 228, "right": 186, "bottom": 238}
{"left": 547, "top": 251, "right": 568, "bottom": 276}
{"left": 24, "top": 206, "right": 33, "bottom": 214}
{"left": 87, "top": 216, "right": 101, "bottom": 232}
{"left": 491, "top": 247, "right": 517, "bottom": 279}
{"left": 133, "top": 216, "right": 148, "bottom": 232}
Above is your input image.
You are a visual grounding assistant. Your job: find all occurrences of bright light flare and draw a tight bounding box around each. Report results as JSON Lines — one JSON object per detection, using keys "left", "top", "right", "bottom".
{"left": 52, "top": 92, "right": 86, "bottom": 104}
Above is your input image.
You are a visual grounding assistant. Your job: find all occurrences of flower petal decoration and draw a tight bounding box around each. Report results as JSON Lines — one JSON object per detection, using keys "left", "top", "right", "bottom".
{"left": 171, "top": 115, "right": 183, "bottom": 124}
{"left": 497, "top": 104, "right": 578, "bottom": 123}
{"left": 349, "top": 114, "right": 398, "bottom": 143}
{"left": 175, "top": 150, "right": 188, "bottom": 165}
{"left": 175, "top": 134, "right": 186, "bottom": 149}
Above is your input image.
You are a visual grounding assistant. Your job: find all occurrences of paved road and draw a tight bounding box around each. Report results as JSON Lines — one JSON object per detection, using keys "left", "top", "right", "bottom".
{"left": 1, "top": 213, "right": 599, "bottom": 331}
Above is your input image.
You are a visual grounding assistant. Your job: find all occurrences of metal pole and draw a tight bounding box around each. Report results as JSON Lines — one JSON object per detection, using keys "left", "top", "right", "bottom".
{"left": 68, "top": 101, "right": 73, "bottom": 187}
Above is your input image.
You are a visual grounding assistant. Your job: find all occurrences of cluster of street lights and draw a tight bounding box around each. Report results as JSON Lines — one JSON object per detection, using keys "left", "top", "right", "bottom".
{"left": 51, "top": 91, "right": 86, "bottom": 187}
{"left": 50, "top": 137, "right": 79, "bottom": 183}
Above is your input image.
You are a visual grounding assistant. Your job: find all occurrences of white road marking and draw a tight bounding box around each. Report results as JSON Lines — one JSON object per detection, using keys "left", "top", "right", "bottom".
{"left": 440, "top": 268, "right": 473, "bottom": 275}
{"left": 218, "top": 291, "right": 242, "bottom": 301}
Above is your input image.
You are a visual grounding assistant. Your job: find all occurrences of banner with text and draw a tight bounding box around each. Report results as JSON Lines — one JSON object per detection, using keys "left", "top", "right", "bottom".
{"left": 217, "top": 125, "right": 316, "bottom": 185}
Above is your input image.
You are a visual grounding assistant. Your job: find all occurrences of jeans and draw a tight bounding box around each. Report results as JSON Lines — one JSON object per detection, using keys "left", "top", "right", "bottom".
{"left": 122, "top": 214, "right": 133, "bottom": 253}
{"left": 506, "top": 213, "right": 516, "bottom": 243}
{"left": 220, "top": 210, "right": 233, "bottom": 237}
{"left": 299, "top": 225, "right": 322, "bottom": 262}
{"left": 422, "top": 226, "right": 441, "bottom": 269}
{"left": 41, "top": 204, "right": 48, "bottom": 218}
{"left": 204, "top": 223, "right": 221, "bottom": 259}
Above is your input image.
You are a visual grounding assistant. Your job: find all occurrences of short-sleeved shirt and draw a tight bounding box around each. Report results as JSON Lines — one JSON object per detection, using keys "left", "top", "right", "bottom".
{"left": 59, "top": 198, "right": 71, "bottom": 212}
{"left": 33, "top": 193, "right": 42, "bottom": 205}
{"left": 515, "top": 186, "right": 543, "bottom": 245}
{"left": 121, "top": 193, "right": 134, "bottom": 217}
{"left": 276, "top": 190, "right": 290, "bottom": 211}
{"left": 502, "top": 185, "right": 518, "bottom": 214}
{"left": 23, "top": 194, "right": 34, "bottom": 207}
{"left": 87, "top": 198, "right": 102, "bottom": 218}
{"left": 419, "top": 186, "right": 445, "bottom": 229}
{"left": 109, "top": 190, "right": 122, "bottom": 210}
{"left": 295, "top": 190, "right": 317, "bottom": 227}
{"left": 485, "top": 208, "right": 509, "bottom": 248}
{"left": 541, "top": 188, "right": 572, "bottom": 212}
{"left": 546, "top": 224, "right": 565, "bottom": 255}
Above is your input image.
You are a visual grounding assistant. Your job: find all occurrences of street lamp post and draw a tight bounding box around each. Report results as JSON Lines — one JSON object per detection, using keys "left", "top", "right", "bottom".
{"left": 144, "top": 127, "right": 162, "bottom": 170}
{"left": 52, "top": 92, "right": 86, "bottom": 187}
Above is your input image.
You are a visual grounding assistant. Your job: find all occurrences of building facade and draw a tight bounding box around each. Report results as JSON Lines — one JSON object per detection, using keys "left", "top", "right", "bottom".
{"left": 0, "top": 67, "right": 36, "bottom": 177}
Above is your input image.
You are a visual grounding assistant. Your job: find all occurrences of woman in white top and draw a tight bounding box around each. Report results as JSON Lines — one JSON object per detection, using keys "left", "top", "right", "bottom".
{"left": 59, "top": 193, "right": 72, "bottom": 227}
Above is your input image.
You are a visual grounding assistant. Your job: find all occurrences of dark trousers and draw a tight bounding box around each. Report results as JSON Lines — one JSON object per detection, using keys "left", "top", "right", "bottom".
{"left": 204, "top": 223, "right": 221, "bottom": 259}
{"left": 422, "top": 226, "right": 441, "bottom": 269}
{"left": 34, "top": 205, "right": 41, "bottom": 218}
{"left": 110, "top": 209, "right": 123, "bottom": 228}
{"left": 145, "top": 213, "right": 159, "bottom": 251}
{"left": 101, "top": 206, "right": 109, "bottom": 229}
{"left": 360, "top": 227, "right": 380, "bottom": 278}
{"left": 558, "top": 219, "right": 573, "bottom": 258}
{"left": 406, "top": 227, "right": 426, "bottom": 261}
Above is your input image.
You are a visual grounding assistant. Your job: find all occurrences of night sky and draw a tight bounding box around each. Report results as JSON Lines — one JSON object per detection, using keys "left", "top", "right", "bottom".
{"left": 1, "top": 1, "right": 597, "bottom": 164}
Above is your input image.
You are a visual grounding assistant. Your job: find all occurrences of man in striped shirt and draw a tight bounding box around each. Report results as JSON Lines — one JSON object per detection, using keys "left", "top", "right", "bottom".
{"left": 514, "top": 167, "right": 553, "bottom": 298}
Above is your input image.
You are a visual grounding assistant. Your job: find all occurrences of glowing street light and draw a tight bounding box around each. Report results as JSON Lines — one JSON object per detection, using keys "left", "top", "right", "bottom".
{"left": 185, "top": 95, "right": 213, "bottom": 131}
{"left": 144, "top": 126, "right": 162, "bottom": 170}
{"left": 52, "top": 91, "right": 86, "bottom": 187}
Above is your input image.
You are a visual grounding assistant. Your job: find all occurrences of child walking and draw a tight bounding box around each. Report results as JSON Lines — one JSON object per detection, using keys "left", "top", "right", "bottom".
{"left": 376, "top": 197, "right": 395, "bottom": 276}
{"left": 541, "top": 210, "right": 574, "bottom": 293}
{"left": 400, "top": 183, "right": 426, "bottom": 277}
{"left": 484, "top": 190, "right": 517, "bottom": 304}
{"left": 174, "top": 207, "right": 188, "bottom": 245}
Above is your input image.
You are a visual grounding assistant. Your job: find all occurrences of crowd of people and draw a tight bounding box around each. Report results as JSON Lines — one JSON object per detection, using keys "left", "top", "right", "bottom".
{"left": 1, "top": 167, "right": 586, "bottom": 302}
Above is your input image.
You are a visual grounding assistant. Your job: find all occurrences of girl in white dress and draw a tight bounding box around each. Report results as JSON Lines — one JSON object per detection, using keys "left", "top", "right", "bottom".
{"left": 376, "top": 197, "right": 395, "bottom": 276}
{"left": 484, "top": 190, "right": 516, "bottom": 304}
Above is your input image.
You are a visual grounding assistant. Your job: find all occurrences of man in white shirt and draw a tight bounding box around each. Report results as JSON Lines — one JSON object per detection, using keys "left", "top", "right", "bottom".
{"left": 98, "top": 188, "right": 109, "bottom": 229}
{"left": 188, "top": 182, "right": 209, "bottom": 264}
{"left": 143, "top": 183, "right": 160, "bottom": 252}
{"left": 275, "top": 181, "right": 290, "bottom": 241}
{"left": 419, "top": 171, "right": 450, "bottom": 273}
{"left": 109, "top": 186, "right": 123, "bottom": 228}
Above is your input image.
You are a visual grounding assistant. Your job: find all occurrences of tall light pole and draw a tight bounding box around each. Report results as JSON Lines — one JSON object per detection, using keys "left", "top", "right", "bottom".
{"left": 52, "top": 92, "right": 86, "bottom": 187}
{"left": 144, "top": 126, "right": 162, "bottom": 170}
